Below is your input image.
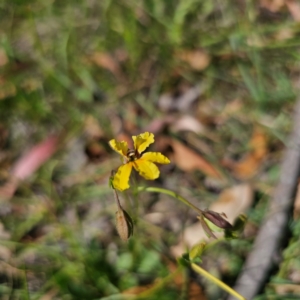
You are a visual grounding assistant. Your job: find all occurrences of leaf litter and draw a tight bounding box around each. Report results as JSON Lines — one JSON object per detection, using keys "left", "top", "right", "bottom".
{"left": 0, "top": 1, "right": 299, "bottom": 299}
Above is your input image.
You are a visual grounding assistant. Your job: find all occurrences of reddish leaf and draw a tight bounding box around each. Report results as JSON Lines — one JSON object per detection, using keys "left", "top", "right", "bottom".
{"left": 0, "top": 135, "right": 59, "bottom": 200}
{"left": 12, "top": 135, "right": 59, "bottom": 180}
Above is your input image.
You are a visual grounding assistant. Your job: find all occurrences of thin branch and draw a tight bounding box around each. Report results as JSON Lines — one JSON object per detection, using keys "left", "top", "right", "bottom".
{"left": 228, "top": 98, "right": 300, "bottom": 299}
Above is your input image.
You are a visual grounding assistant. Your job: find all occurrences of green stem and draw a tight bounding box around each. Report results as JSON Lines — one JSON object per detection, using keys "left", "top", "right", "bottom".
{"left": 137, "top": 186, "right": 204, "bottom": 216}
{"left": 191, "top": 263, "right": 246, "bottom": 300}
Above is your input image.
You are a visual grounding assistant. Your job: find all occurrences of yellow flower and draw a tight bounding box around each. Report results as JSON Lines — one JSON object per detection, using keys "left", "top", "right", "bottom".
{"left": 109, "top": 132, "right": 170, "bottom": 191}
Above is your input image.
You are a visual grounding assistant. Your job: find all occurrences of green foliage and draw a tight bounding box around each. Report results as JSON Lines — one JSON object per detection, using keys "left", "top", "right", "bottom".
{"left": 0, "top": 0, "right": 299, "bottom": 299}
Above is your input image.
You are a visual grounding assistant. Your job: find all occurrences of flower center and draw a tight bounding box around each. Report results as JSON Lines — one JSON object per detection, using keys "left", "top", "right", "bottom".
{"left": 126, "top": 149, "right": 139, "bottom": 161}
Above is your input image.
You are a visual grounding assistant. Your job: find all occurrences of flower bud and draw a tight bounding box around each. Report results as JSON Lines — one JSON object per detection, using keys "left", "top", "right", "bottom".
{"left": 115, "top": 206, "right": 134, "bottom": 241}
{"left": 203, "top": 210, "right": 232, "bottom": 229}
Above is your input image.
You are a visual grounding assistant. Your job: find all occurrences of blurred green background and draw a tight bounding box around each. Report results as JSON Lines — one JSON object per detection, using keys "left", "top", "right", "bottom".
{"left": 0, "top": 0, "right": 300, "bottom": 299}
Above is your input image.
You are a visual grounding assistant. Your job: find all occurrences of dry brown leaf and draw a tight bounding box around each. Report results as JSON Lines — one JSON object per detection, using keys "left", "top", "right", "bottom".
{"left": 90, "top": 52, "right": 123, "bottom": 78}
{"left": 232, "top": 127, "right": 268, "bottom": 179}
{"left": 177, "top": 50, "right": 211, "bottom": 71}
{"left": 286, "top": 0, "right": 300, "bottom": 22}
{"left": 188, "top": 281, "right": 207, "bottom": 300}
{"left": 171, "top": 184, "right": 253, "bottom": 257}
{"left": 171, "top": 139, "right": 223, "bottom": 179}
{"left": 260, "top": 0, "right": 285, "bottom": 12}
{"left": 293, "top": 181, "right": 300, "bottom": 219}
{"left": 209, "top": 184, "right": 253, "bottom": 221}
{"left": 271, "top": 283, "right": 300, "bottom": 295}
{"left": 232, "top": 155, "right": 261, "bottom": 179}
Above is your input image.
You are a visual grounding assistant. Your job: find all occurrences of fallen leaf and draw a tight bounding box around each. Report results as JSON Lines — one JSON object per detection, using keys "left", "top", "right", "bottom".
{"left": 209, "top": 184, "right": 253, "bottom": 221}
{"left": 271, "top": 283, "right": 300, "bottom": 295}
{"left": 260, "top": 0, "right": 285, "bottom": 12}
{"left": 231, "top": 127, "right": 268, "bottom": 179}
{"left": 188, "top": 281, "right": 207, "bottom": 300}
{"left": 171, "top": 139, "right": 223, "bottom": 179}
{"left": 171, "top": 183, "right": 254, "bottom": 257}
{"left": 177, "top": 49, "right": 211, "bottom": 71}
{"left": 0, "top": 135, "right": 59, "bottom": 200}
{"left": 90, "top": 52, "right": 123, "bottom": 79}
{"left": 286, "top": 0, "right": 300, "bottom": 22}
{"left": 12, "top": 135, "right": 59, "bottom": 180}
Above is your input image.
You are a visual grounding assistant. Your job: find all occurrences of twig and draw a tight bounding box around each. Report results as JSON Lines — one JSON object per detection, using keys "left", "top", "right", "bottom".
{"left": 228, "top": 99, "right": 300, "bottom": 300}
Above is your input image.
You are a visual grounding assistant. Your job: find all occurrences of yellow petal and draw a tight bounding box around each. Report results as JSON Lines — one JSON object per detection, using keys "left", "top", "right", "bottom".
{"left": 141, "top": 152, "right": 170, "bottom": 164}
{"left": 109, "top": 139, "right": 128, "bottom": 157}
{"left": 112, "top": 163, "right": 132, "bottom": 191}
{"left": 133, "top": 159, "right": 159, "bottom": 180}
{"left": 132, "top": 132, "right": 154, "bottom": 153}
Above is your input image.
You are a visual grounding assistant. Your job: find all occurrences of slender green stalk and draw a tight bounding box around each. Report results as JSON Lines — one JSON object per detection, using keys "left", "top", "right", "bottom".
{"left": 137, "top": 186, "right": 204, "bottom": 215}
{"left": 138, "top": 186, "right": 219, "bottom": 238}
{"left": 139, "top": 185, "right": 244, "bottom": 299}
{"left": 113, "top": 188, "right": 122, "bottom": 209}
{"left": 191, "top": 263, "right": 246, "bottom": 300}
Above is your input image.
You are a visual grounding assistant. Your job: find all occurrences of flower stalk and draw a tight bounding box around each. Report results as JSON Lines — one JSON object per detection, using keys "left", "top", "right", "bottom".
{"left": 138, "top": 186, "right": 232, "bottom": 238}
{"left": 191, "top": 263, "right": 246, "bottom": 300}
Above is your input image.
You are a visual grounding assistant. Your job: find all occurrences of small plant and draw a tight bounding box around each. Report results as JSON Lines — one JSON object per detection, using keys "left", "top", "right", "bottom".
{"left": 109, "top": 132, "right": 246, "bottom": 300}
